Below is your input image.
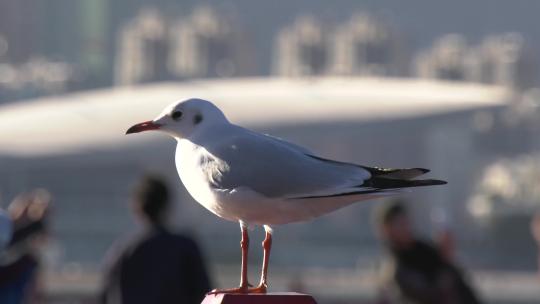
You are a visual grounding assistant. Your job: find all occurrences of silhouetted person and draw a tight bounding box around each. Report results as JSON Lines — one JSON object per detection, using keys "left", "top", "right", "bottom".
{"left": 375, "top": 201, "right": 481, "bottom": 304}
{"left": 0, "top": 189, "right": 51, "bottom": 304}
{"left": 101, "top": 175, "right": 211, "bottom": 304}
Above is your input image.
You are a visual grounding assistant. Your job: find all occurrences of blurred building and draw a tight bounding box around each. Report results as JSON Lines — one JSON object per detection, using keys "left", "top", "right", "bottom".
{"left": 415, "top": 33, "right": 537, "bottom": 90}
{"left": 415, "top": 34, "right": 472, "bottom": 82}
{"left": 0, "top": 0, "right": 110, "bottom": 102}
{"left": 115, "top": 8, "right": 169, "bottom": 85}
{"left": 469, "top": 33, "right": 537, "bottom": 90}
{"left": 169, "top": 7, "right": 255, "bottom": 79}
{"left": 0, "top": 58, "right": 73, "bottom": 103}
{"left": 274, "top": 14, "right": 407, "bottom": 78}
{"left": 116, "top": 6, "right": 255, "bottom": 85}
{"left": 78, "top": 0, "right": 112, "bottom": 87}
{"left": 273, "top": 16, "right": 330, "bottom": 76}
{"left": 330, "top": 14, "right": 407, "bottom": 76}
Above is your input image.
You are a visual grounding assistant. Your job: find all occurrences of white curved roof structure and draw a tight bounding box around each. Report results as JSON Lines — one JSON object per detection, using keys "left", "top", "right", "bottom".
{"left": 0, "top": 77, "right": 510, "bottom": 156}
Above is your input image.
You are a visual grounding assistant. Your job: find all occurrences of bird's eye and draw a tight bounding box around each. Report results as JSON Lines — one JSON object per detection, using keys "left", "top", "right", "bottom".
{"left": 171, "top": 111, "right": 183, "bottom": 121}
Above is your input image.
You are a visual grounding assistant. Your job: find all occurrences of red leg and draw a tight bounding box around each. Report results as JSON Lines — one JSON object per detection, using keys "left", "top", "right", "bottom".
{"left": 208, "top": 224, "right": 251, "bottom": 294}
{"left": 239, "top": 225, "right": 250, "bottom": 288}
{"left": 250, "top": 227, "right": 272, "bottom": 293}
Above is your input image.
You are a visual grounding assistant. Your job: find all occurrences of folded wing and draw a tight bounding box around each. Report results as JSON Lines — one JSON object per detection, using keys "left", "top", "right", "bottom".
{"left": 204, "top": 128, "right": 371, "bottom": 198}
{"left": 203, "top": 127, "right": 446, "bottom": 200}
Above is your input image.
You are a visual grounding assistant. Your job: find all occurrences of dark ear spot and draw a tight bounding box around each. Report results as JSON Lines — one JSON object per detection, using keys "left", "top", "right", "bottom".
{"left": 194, "top": 114, "right": 203, "bottom": 125}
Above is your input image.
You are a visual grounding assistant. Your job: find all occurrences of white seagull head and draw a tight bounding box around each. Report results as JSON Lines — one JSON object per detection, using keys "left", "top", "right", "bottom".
{"left": 126, "top": 98, "right": 228, "bottom": 139}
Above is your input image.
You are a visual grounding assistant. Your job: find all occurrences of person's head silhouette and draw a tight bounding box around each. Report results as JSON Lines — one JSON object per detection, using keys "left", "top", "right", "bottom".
{"left": 133, "top": 175, "right": 170, "bottom": 227}
{"left": 376, "top": 200, "right": 414, "bottom": 250}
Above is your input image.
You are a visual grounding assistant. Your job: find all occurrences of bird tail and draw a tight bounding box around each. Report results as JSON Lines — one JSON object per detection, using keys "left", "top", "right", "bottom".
{"left": 290, "top": 176, "right": 446, "bottom": 200}
{"left": 361, "top": 166, "right": 447, "bottom": 190}
{"left": 290, "top": 163, "right": 446, "bottom": 200}
{"left": 366, "top": 177, "right": 447, "bottom": 189}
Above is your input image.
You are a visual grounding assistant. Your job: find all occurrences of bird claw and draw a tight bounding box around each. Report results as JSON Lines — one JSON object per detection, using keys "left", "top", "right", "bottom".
{"left": 208, "top": 287, "right": 248, "bottom": 295}
{"left": 207, "top": 283, "right": 267, "bottom": 295}
{"left": 248, "top": 283, "right": 267, "bottom": 294}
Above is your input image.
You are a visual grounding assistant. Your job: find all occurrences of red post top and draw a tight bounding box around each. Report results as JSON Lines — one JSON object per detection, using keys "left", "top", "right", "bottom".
{"left": 201, "top": 292, "right": 317, "bottom": 304}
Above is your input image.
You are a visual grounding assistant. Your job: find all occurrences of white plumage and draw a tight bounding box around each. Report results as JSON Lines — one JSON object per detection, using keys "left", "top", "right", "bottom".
{"left": 127, "top": 98, "right": 446, "bottom": 225}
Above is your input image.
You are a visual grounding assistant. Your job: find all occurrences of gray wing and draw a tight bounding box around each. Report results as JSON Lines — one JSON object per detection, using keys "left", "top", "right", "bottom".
{"left": 262, "top": 133, "right": 314, "bottom": 155}
{"left": 203, "top": 128, "right": 372, "bottom": 198}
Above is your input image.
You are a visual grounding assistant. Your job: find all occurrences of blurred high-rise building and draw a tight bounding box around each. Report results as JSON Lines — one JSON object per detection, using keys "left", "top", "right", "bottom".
{"left": 0, "top": 1, "right": 78, "bottom": 103}
{"left": 273, "top": 14, "right": 407, "bottom": 78}
{"left": 169, "top": 7, "right": 255, "bottom": 79}
{"left": 414, "top": 34, "right": 472, "bottom": 82}
{"left": 7, "top": 0, "right": 111, "bottom": 87}
{"left": 415, "top": 33, "right": 537, "bottom": 90}
{"left": 115, "top": 8, "right": 169, "bottom": 85}
{"left": 0, "top": 0, "right": 111, "bottom": 102}
{"left": 116, "top": 6, "right": 254, "bottom": 85}
{"left": 273, "top": 16, "right": 330, "bottom": 76}
{"left": 79, "top": 0, "right": 111, "bottom": 87}
{"left": 469, "top": 33, "right": 536, "bottom": 90}
{"left": 330, "top": 14, "right": 408, "bottom": 77}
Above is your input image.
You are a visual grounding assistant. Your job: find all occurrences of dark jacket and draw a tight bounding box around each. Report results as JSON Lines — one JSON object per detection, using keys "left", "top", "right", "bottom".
{"left": 379, "top": 240, "right": 480, "bottom": 304}
{"left": 101, "top": 227, "right": 211, "bottom": 304}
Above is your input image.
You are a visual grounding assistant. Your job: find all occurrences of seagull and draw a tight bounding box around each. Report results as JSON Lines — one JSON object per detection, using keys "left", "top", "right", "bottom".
{"left": 126, "top": 98, "right": 446, "bottom": 294}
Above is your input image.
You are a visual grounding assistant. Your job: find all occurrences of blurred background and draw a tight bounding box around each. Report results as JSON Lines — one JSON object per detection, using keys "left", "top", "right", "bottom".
{"left": 0, "top": 0, "right": 540, "bottom": 303}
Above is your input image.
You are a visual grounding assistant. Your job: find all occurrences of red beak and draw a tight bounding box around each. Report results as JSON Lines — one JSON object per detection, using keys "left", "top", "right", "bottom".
{"left": 126, "top": 121, "right": 161, "bottom": 134}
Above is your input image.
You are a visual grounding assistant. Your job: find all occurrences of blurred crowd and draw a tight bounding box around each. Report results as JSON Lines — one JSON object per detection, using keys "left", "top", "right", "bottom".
{"left": 0, "top": 176, "right": 539, "bottom": 304}
{"left": 0, "top": 177, "right": 213, "bottom": 304}
{"left": 0, "top": 189, "right": 51, "bottom": 303}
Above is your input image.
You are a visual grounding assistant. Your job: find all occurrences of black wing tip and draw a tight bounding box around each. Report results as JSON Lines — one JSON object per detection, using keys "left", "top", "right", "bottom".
{"left": 415, "top": 168, "right": 430, "bottom": 174}
{"left": 291, "top": 179, "right": 447, "bottom": 200}
{"left": 421, "top": 179, "right": 447, "bottom": 186}
{"left": 363, "top": 177, "right": 448, "bottom": 189}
